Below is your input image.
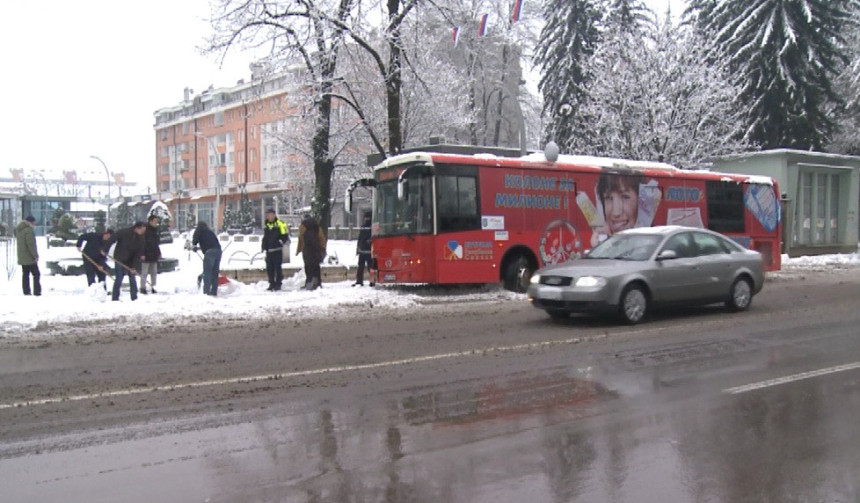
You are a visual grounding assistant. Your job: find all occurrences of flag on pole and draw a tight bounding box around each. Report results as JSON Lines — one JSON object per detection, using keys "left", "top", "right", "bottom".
{"left": 452, "top": 26, "right": 460, "bottom": 47}
{"left": 511, "top": 0, "right": 523, "bottom": 23}
{"left": 477, "top": 13, "right": 488, "bottom": 36}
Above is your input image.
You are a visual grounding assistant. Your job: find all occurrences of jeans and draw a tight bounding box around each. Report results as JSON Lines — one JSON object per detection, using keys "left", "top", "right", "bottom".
{"left": 21, "top": 263, "right": 41, "bottom": 296}
{"left": 83, "top": 258, "right": 107, "bottom": 287}
{"left": 112, "top": 263, "right": 138, "bottom": 301}
{"left": 202, "top": 248, "right": 222, "bottom": 296}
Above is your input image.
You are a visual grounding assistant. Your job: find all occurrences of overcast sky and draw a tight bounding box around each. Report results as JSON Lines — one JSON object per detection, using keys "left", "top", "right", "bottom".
{"left": 0, "top": 0, "right": 681, "bottom": 195}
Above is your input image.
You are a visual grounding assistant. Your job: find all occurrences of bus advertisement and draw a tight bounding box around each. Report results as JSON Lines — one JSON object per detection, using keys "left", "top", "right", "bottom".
{"left": 347, "top": 146, "right": 781, "bottom": 292}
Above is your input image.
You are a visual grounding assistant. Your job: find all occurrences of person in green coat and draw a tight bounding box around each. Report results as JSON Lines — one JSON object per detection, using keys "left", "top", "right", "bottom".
{"left": 16, "top": 215, "right": 41, "bottom": 296}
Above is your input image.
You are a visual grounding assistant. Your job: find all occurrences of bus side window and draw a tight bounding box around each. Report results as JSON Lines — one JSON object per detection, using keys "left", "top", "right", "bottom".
{"left": 438, "top": 175, "right": 480, "bottom": 232}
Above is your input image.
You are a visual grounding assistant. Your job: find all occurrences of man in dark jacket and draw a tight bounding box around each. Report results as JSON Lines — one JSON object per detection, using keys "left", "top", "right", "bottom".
{"left": 261, "top": 209, "right": 290, "bottom": 291}
{"left": 76, "top": 228, "right": 114, "bottom": 288}
{"left": 353, "top": 212, "right": 373, "bottom": 286}
{"left": 107, "top": 221, "right": 146, "bottom": 301}
{"left": 296, "top": 213, "right": 326, "bottom": 290}
{"left": 139, "top": 215, "right": 162, "bottom": 294}
{"left": 192, "top": 221, "right": 222, "bottom": 296}
{"left": 16, "top": 215, "right": 40, "bottom": 296}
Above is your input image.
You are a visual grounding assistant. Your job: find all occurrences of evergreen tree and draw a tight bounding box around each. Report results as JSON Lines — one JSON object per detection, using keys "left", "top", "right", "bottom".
{"left": 94, "top": 210, "right": 106, "bottom": 233}
{"left": 49, "top": 207, "right": 65, "bottom": 233}
{"left": 534, "top": 0, "right": 603, "bottom": 152}
{"left": 697, "top": 0, "right": 859, "bottom": 149}
{"left": 222, "top": 204, "right": 236, "bottom": 232}
{"left": 114, "top": 202, "right": 132, "bottom": 228}
{"left": 185, "top": 209, "right": 196, "bottom": 230}
{"left": 237, "top": 188, "right": 255, "bottom": 234}
{"left": 607, "top": 0, "right": 650, "bottom": 30}
{"left": 56, "top": 213, "right": 78, "bottom": 241}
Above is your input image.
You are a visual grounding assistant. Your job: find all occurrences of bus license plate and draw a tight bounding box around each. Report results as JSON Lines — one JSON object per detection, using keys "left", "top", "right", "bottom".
{"left": 540, "top": 287, "right": 563, "bottom": 300}
{"left": 383, "top": 273, "right": 396, "bottom": 282}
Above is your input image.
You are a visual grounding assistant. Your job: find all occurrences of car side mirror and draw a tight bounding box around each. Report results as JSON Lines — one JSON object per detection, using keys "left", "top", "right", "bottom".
{"left": 657, "top": 249, "right": 678, "bottom": 261}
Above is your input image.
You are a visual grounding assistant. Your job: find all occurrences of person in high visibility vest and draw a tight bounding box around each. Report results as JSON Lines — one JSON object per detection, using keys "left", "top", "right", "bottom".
{"left": 262, "top": 209, "right": 290, "bottom": 291}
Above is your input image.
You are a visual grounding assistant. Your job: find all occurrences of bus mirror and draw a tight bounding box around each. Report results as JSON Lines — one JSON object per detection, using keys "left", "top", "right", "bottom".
{"left": 397, "top": 178, "right": 407, "bottom": 201}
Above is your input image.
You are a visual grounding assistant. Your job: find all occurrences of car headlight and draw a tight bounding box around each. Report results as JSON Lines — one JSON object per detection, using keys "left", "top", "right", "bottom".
{"left": 530, "top": 274, "right": 541, "bottom": 284}
{"left": 575, "top": 276, "right": 606, "bottom": 288}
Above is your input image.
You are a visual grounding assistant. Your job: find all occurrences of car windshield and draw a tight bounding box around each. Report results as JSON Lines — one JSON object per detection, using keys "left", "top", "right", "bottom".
{"left": 586, "top": 233, "right": 663, "bottom": 260}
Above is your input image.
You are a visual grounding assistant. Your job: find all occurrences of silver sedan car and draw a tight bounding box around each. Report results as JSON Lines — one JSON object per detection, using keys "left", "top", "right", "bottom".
{"left": 527, "top": 226, "right": 765, "bottom": 324}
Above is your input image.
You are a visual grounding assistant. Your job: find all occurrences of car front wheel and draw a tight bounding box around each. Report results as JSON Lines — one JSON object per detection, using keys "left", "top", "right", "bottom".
{"left": 619, "top": 285, "right": 647, "bottom": 324}
{"left": 726, "top": 277, "right": 753, "bottom": 311}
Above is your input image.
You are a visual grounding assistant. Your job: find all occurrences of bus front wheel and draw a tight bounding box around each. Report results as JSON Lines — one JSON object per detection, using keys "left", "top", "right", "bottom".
{"left": 504, "top": 256, "right": 533, "bottom": 293}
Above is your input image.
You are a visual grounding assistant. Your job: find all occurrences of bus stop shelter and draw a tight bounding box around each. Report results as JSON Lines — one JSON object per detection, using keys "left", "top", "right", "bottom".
{"left": 710, "top": 149, "right": 860, "bottom": 258}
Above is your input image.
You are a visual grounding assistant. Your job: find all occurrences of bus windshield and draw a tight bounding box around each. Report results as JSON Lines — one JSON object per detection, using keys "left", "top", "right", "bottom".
{"left": 374, "top": 175, "right": 434, "bottom": 236}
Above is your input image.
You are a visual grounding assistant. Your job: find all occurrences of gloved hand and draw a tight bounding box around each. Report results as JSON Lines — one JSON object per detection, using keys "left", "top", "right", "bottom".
{"left": 192, "top": 246, "right": 200, "bottom": 252}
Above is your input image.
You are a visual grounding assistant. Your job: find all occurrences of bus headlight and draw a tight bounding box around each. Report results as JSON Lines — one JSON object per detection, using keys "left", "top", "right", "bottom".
{"left": 575, "top": 276, "right": 606, "bottom": 288}
{"left": 530, "top": 274, "right": 541, "bottom": 284}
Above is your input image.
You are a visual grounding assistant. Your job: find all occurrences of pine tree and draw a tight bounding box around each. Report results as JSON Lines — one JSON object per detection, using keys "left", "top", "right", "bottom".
{"left": 114, "top": 202, "right": 132, "bottom": 229}
{"left": 222, "top": 204, "right": 236, "bottom": 232}
{"left": 238, "top": 188, "right": 255, "bottom": 234}
{"left": 697, "top": 0, "right": 859, "bottom": 149}
{"left": 534, "top": 0, "right": 603, "bottom": 152}
{"left": 94, "top": 210, "right": 106, "bottom": 233}
{"left": 607, "top": 0, "right": 650, "bottom": 30}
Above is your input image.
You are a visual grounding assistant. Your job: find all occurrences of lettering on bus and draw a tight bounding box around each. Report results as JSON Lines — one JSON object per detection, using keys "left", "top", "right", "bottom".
{"left": 495, "top": 175, "right": 575, "bottom": 210}
{"left": 494, "top": 193, "right": 563, "bottom": 209}
{"left": 664, "top": 186, "right": 703, "bottom": 203}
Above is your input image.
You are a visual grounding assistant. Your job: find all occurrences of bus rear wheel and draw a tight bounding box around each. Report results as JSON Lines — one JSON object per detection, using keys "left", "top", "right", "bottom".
{"left": 504, "top": 256, "right": 533, "bottom": 293}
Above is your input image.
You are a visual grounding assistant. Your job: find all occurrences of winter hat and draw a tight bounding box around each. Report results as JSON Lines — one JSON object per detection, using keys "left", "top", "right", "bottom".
{"left": 133, "top": 221, "right": 147, "bottom": 228}
{"left": 25, "top": 215, "right": 36, "bottom": 223}
{"left": 265, "top": 208, "right": 276, "bottom": 214}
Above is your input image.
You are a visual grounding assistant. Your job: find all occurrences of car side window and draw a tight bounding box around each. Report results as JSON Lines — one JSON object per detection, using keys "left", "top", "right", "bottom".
{"left": 662, "top": 233, "right": 694, "bottom": 258}
{"left": 692, "top": 232, "right": 728, "bottom": 256}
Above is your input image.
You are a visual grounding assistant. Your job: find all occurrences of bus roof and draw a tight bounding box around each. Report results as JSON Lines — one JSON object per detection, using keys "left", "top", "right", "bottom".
{"left": 374, "top": 150, "right": 774, "bottom": 186}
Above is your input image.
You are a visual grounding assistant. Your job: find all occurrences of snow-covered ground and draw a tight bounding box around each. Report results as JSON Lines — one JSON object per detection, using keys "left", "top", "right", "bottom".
{"left": 0, "top": 233, "right": 858, "bottom": 339}
{"left": 0, "top": 234, "right": 518, "bottom": 338}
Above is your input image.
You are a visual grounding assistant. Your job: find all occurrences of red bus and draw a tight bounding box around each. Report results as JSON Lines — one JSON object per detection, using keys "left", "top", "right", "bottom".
{"left": 347, "top": 145, "right": 781, "bottom": 292}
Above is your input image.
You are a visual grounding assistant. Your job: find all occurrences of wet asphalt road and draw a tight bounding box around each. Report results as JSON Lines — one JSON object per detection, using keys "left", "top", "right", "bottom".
{"left": 1, "top": 268, "right": 860, "bottom": 502}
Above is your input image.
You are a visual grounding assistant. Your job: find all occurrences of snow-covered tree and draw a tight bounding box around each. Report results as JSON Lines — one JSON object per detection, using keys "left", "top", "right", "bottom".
{"left": 534, "top": 0, "right": 603, "bottom": 151}
{"left": 827, "top": 20, "right": 860, "bottom": 154}
{"left": 237, "top": 187, "right": 256, "bottom": 234}
{"left": 222, "top": 203, "right": 236, "bottom": 231}
{"left": 94, "top": 210, "right": 106, "bottom": 233}
{"left": 575, "top": 19, "right": 751, "bottom": 167}
{"left": 696, "top": 0, "right": 860, "bottom": 150}
{"left": 606, "top": 0, "right": 650, "bottom": 30}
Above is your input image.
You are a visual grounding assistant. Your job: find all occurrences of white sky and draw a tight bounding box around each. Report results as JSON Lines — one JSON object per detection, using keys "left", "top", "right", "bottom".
{"left": 0, "top": 0, "right": 682, "bottom": 194}
{"left": 0, "top": 233, "right": 857, "bottom": 339}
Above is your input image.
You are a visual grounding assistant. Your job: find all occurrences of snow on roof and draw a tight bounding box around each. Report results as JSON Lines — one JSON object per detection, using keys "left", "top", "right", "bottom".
{"left": 521, "top": 152, "right": 679, "bottom": 171}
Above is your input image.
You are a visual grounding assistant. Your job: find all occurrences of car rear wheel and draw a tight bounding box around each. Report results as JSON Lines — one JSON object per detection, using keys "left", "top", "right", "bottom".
{"left": 619, "top": 285, "right": 647, "bottom": 324}
{"left": 726, "top": 277, "right": 753, "bottom": 311}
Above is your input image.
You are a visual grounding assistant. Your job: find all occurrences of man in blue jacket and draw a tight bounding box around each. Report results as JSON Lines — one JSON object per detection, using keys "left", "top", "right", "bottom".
{"left": 76, "top": 228, "right": 114, "bottom": 288}
{"left": 192, "top": 221, "right": 222, "bottom": 296}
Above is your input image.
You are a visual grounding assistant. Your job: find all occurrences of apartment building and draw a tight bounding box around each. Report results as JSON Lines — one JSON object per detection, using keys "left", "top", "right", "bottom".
{"left": 153, "top": 70, "right": 311, "bottom": 231}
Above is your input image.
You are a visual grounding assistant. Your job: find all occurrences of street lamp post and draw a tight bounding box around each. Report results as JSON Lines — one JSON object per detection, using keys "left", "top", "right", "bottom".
{"left": 89, "top": 155, "right": 110, "bottom": 226}
{"left": 195, "top": 133, "right": 222, "bottom": 230}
